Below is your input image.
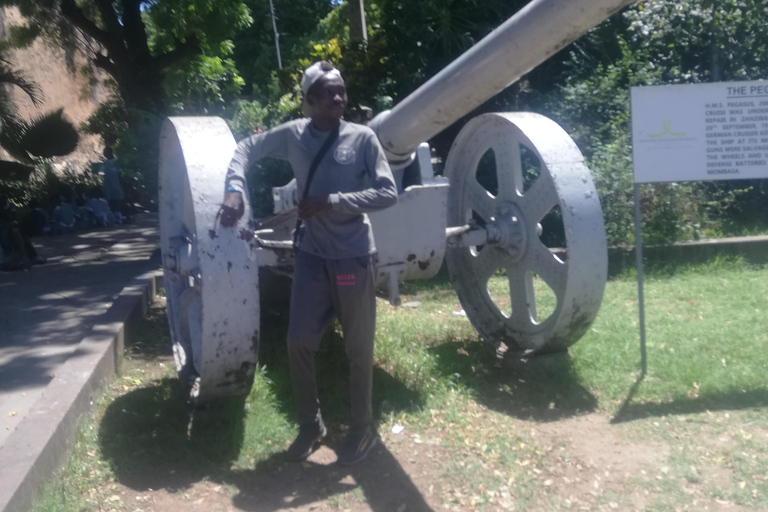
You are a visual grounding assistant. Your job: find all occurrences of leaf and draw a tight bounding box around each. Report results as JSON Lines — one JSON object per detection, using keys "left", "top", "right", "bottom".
{"left": 0, "top": 57, "right": 41, "bottom": 105}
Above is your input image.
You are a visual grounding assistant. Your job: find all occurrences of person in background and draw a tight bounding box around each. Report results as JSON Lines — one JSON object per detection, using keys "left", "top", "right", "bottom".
{"left": 51, "top": 194, "right": 77, "bottom": 234}
{"left": 218, "top": 61, "right": 397, "bottom": 465}
{"left": 0, "top": 197, "right": 44, "bottom": 271}
{"left": 102, "top": 146, "right": 126, "bottom": 223}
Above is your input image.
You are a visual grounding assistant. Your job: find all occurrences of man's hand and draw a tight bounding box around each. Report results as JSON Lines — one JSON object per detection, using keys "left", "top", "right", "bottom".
{"left": 219, "top": 191, "right": 244, "bottom": 228}
{"left": 298, "top": 197, "right": 331, "bottom": 220}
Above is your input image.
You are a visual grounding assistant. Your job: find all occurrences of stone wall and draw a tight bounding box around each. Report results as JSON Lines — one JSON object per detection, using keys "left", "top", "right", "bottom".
{"left": 0, "top": 7, "right": 107, "bottom": 172}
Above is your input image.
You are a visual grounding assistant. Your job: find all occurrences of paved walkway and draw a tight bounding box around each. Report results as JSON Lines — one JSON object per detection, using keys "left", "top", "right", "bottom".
{"left": 0, "top": 214, "right": 159, "bottom": 447}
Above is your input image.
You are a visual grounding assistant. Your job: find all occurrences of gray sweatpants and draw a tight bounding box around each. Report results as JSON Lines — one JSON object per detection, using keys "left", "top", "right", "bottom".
{"left": 287, "top": 250, "right": 376, "bottom": 433}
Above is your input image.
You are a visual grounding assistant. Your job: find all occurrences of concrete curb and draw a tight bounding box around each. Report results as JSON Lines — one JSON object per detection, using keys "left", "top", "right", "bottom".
{"left": 0, "top": 269, "right": 164, "bottom": 512}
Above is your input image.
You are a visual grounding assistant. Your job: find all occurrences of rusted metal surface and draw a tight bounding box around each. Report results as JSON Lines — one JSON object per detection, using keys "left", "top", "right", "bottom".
{"left": 370, "top": 0, "right": 634, "bottom": 164}
{"left": 159, "top": 117, "right": 260, "bottom": 402}
{"left": 445, "top": 113, "right": 607, "bottom": 353}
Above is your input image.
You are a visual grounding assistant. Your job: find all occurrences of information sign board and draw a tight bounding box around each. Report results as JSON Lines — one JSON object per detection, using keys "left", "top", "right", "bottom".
{"left": 631, "top": 81, "right": 768, "bottom": 183}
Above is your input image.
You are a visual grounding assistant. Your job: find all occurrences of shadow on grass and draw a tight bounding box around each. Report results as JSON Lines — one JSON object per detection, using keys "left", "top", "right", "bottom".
{"left": 429, "top": 340, "right": 598, "bottom": 421}
{"left": 123, "top": 299, "right": 172, "bottom": 360}
{"left": 100, "top": 318, "right": 432, "bottom": 510}
{"left": 99, "top": 383, "right": 433, "bottom": 511}
{"left": 99, "top": 379, "right": 247, "bottom": 489}
{"left": 611, "top": 386, "right": 768, "bottom": 424}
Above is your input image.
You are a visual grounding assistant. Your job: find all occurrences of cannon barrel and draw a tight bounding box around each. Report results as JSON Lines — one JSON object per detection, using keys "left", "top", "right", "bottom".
{"left": 371, "top": 0, "right": 634, "bottom": 164}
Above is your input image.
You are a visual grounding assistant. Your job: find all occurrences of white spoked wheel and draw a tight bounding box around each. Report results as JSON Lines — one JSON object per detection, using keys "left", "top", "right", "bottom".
{"left": 445, "top": 112, "right": 607, "bottom": 353}
{"left": 159, "top": 117, "right": 260, "bottom": 402}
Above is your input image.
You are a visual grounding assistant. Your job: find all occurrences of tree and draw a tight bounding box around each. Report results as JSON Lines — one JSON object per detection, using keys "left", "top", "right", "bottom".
{"left": 232, "top": 0, "right": 334, "bottom": 98}
{"left": 625, "top": 0, "right": 768, "bottom": 83}
{"left": 526, "top": 0, "right": 768, "bottom": 245}
{"left": 0, "top": 0, "right": 253, "bottom": 114}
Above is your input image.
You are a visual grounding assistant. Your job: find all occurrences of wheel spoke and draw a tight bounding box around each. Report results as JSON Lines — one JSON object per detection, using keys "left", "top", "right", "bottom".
{"left": 524, "top": 270, "right": 537, "bottom": 321}
{"left": 493, "top": 139, "right": 522, "bottom": 201}
{"left": 466, "top": 181, "right": 497, "bottom": 221}
{"left": 470, "top": 247, "right": 502, "bottom": 287}
{"left": 519, "top": 171, "right": 558, "bottom": 223}
{"left": 505, "top": 264, "right": 534, "bottom": 330}
{"left": 527, "top": 242, "right": 567, "bottom": 299}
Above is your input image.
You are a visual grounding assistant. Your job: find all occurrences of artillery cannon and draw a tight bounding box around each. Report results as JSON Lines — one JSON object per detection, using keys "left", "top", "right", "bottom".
{"left": 159, "top": 0, "right": 633, "bottom": 401}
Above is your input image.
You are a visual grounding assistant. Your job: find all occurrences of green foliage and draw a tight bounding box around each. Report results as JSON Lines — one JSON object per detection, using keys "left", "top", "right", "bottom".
{"left": 144, "top": 0, "right": 252, "bottom": 49}
{"left": 297, "top": 38, "right": 343, "bottom": 69}
{"left": 586, "top": 135, "right": 636, "bottom": 245}
{"left": 4, "top": 0, "right": 766, "bottom": 240}
{"left": 246, "top": 157, "right": 294, "bottom": 218}
{"left": 1, "top": 0, "right": 254, "bottom": 204}
{"left": 162, "top": 46, "right": 246, "bottom": 113}
{"left": 626, "top": 0, "right": 768, "bottom": 83}
{"left": 527, "top": 0, "right": 768, "bottom": 245}
{"left": 81, "top": 99, "right": 161, "bottom": 205}
{"left": 228, "top": 100, "right": 270, "bottom": 140}
{"left": 232, "top": 0, "right": 334, "bottom": 96}
{"left": 1, "top": 162, "right": 101, "bottom": 210}
{"left": 144, "top": 5, "right": 250, "bottom": 114}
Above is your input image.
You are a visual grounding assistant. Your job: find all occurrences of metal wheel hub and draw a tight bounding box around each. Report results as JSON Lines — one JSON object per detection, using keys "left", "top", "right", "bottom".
{"left": 485, "top": 201, "right": 527, "bottom": 262}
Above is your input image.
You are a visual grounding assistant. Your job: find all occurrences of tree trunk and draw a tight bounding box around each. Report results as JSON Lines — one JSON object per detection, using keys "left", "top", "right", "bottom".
{"left": 59, "top": 0, "right": 198, "bottom": 115}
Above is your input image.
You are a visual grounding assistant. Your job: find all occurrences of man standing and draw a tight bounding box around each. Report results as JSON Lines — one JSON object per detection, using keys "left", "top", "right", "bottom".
{"left": 218, "top": 62, "right": 397, "bottom": 465}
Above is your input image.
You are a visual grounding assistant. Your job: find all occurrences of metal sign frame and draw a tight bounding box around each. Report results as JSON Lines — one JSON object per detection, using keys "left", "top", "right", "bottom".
{"left": 631, "top": 81, "right": 768, "bottom": 375}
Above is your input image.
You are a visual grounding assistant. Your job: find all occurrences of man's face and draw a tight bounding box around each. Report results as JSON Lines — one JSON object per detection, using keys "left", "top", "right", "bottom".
{"left": 308, "top": 76, "right": 347, "bottom": 123}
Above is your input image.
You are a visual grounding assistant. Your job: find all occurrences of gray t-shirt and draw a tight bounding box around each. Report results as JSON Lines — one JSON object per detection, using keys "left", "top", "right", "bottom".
{"left": 226, "top": 119, "right": 397, "bottom": 259}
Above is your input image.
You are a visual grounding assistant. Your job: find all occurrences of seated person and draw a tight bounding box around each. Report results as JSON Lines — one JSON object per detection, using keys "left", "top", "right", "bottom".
{"left": 51, "top": 195, "right": 77, "bottom": 234}
{"left": 87, "top": 196, "right": 116, "bottom": 226}
{"left": 22, "top": 200, "right": 50, "bottom": 237}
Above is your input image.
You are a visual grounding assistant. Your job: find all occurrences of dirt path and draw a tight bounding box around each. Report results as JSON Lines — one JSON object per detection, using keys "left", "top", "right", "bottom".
{"left": 100, "top": 402, "right": 760, "bottom": 512}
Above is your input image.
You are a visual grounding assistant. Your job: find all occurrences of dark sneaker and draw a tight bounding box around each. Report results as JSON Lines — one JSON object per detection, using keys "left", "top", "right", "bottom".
{"left": 286, "top": 421, "right": 327, "bottom": 462}
{"left": 337, "top": 428, "right": 378, "bottom": 465}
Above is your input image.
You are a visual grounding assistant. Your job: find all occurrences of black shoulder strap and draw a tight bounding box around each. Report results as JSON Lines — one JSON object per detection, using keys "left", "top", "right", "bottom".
{"left": 301, "top": 124, "right": 340, "bottom": 202}
{"left": 293, "top": 124, "right": 340, "bottom": 251}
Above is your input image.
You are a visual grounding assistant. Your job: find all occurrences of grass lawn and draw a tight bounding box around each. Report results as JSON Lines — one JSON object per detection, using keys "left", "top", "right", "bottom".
{"left": 32, "top": 257, "right": 768, "bottom": 512}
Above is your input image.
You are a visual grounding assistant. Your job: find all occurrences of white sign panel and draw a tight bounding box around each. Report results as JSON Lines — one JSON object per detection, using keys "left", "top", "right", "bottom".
{"left": 631, "top": 81, "right": 768, "bottom": 183}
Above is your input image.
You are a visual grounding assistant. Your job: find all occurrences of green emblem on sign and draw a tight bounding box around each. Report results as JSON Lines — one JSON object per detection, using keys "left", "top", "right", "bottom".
{"left": 649, "top": 120, "right": 686, "bottom": 138}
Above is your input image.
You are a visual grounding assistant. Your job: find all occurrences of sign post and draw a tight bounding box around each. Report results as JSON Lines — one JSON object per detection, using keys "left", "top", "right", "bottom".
{"left": 631, "top": 80, "right": 768, "bottom": 374}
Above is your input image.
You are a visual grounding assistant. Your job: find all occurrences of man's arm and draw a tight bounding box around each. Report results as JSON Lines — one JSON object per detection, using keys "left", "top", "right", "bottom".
{"left": 220, "top": 125, "right": 291, "bottom": 227}
{"left": 327, "top": 132, "right": 397, "bottom": 215}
